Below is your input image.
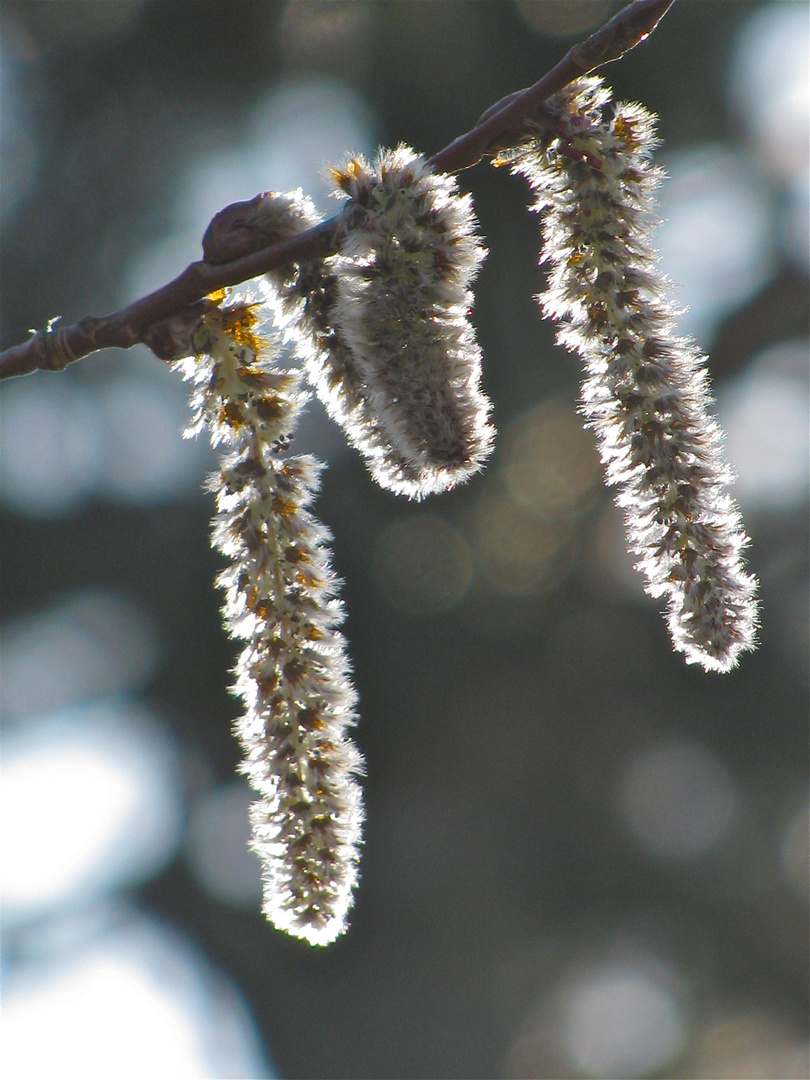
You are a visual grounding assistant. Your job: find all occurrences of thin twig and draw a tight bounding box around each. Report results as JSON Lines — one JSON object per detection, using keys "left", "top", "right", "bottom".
{"left": 0, "top": 0, "right": 674, "bottom": 382}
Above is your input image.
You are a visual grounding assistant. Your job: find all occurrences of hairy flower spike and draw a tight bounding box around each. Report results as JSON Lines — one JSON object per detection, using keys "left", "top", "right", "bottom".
{"left": 175, "top": 292, "right": 364, "bottom": 945}
{"left": 504, "top": 77, "right": 758, "bottom": 671}
{"left": 252, "top": 191, "right": 432, "bottom": 497}
{"left": 332, "top": 145, "right": 495, "bottom": 496}
{"left": 258, "top": 163, "right": 495, "bottom": 499}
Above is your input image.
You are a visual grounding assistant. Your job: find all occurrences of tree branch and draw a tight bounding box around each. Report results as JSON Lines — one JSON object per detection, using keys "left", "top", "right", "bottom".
{"left": 0, "top": 0, "right": 674, "bottom": 382}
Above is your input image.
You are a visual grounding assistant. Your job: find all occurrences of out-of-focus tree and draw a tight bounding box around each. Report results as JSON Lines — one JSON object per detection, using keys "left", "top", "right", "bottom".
{"left": 1, "top": 3, "right": 806, "bottom": 1078}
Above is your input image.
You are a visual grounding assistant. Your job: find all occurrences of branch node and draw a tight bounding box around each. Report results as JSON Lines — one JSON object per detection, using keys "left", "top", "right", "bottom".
{"left": 142, "top": 300, "right": 212, "bottom": 362}
{"left": 41, "top": 318, "right": 78, "bottom": 372}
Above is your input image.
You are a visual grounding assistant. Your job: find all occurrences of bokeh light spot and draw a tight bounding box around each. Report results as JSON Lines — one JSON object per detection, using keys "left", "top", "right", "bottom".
{"left": 562, "top": 964, "right": 685, "bottom": 1079}
{"left": 694, "top": 1011, "right": 809, "bottom": 1080}
{"left": 476, "top": 486, "right": 572, "bottom": 596}
{"left": 590, "top": 501, "right": 648, "bottom": 602}
{"left": 280, "top": 0, "right": 373, "bottom": 72}
{"left": 0, "top": 355, "right": 210, "bottom": 516}
{"left": 1, "top": 589, "right": 159, "bottom": 721}
{"left": 503, "top": 402, "right": 599, "bottom": 520}
{"left": 185, "top": 780, "right": 262, "bottom": 910}
{"left": 247, "top": 77, "right": 377, "bottom": 210}
{"left": 94, "top": 357, "right": 212, "bottom": 504}
{"left": 2, "top": 911, "right": 274, "bottom": 1079}
{"left": 0, "top": 376, "right": 102, "bottom": 518}
{"left": 178, "top": 76, "right": 377, "bottom": 231}
{"left": 718, "top": 340, "right": 809, "bottom": 513}
{"left": 618, "top": 742, "right": 737, "bottom": 859}
{"left": 373, "top": 515, "right": 473, "bottom": 615}
{"left": 780, "top": 168, "right": 810, "bottom": 270}
{"left": 657, "top": 147, "right": 774, "bottom": 341}
{"left": 729, "top": 1, "right": 810, "bottom": 180}
{"left": 512, "top": 0, "right": 612, "bottom": 37}
{"left": 1, "top": 703, "right": 182, "bottom": 924}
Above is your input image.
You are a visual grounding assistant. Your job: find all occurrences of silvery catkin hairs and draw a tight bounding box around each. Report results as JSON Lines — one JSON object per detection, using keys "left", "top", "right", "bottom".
{"left": 330, "top": 145, "right": 496, "bottom": 497}
{"left": 504, "top": 77, "right": 758, "bottom": 672}
{"left": 175, "top": 293, "right": 364, "bottom": 945}
{"left": 254, "top": 162, "right": 495, "bottom": 501}
{"left": 256, "top": 191, "right": 432, "bottom": 498}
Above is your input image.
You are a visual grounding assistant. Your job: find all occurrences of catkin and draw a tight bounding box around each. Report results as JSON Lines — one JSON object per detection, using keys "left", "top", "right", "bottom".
{"left": 258, "top": 192, "right": 432, "bottom": 497}
{"left": 504, "top": 77, "right": 758, "bottom": 671}
{"left": 331, "top": 145, "right": 495, "bottom": 497}
{"left": 176, "top": 292, "right": 364, "bottom": 945}
{"left": 258, "top": 161, "right": 495, "bottom": 499}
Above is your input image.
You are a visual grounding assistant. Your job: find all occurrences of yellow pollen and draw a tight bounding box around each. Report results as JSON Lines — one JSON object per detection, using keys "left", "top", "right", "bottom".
{"left": 220, "top": 303, "right": 266, "bottom": 354}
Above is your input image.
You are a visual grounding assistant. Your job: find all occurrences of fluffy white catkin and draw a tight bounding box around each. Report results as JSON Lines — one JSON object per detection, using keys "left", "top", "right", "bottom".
{"left": 255, "top": 191, "right": 432, "bottom": 498}
{"left": 258, "top": 163, "right": 495, "bottom": 499}
{"left": 176, "top": 292, "right": 364, "bottom": 945}
{"left": 505, "top": 77, "right": 758, "bottom": 672}
{"left": 331, "top": 145, "right": 496, "bottom": 497}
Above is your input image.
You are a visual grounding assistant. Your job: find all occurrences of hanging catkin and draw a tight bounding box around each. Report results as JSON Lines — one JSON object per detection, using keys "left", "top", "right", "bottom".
{"left": 503, "top": 77, "right": 758, "bottom": 671}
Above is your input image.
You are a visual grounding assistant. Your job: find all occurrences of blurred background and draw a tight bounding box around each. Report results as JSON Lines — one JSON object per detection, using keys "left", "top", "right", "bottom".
{"left": 0, "top": 1, "right": 807, "bottom": 1077}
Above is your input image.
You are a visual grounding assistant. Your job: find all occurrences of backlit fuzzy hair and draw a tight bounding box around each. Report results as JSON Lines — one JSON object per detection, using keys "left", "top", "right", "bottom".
{"left": 246, "top": 190, "right": 437, "bottom": 496}
{"left": 176, "top": 292, "right": 364, "bottom": 944}
{"left": 330, "top": 145, "right": 495, "bottom": 496}
{"left": 503, "top": 78, "right": 758, "bottom": 671}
